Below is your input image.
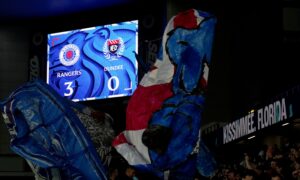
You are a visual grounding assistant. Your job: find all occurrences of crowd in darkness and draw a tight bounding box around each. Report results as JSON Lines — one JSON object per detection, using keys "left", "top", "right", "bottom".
{"left": 209, "top": 140, "right": 300, "bottom": 180}
{"left": 108, "top": 139, "right": 300, "bottom": 180}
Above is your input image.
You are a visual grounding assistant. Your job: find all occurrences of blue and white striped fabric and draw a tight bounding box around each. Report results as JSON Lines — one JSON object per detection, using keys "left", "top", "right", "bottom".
{"left": 0, "top": 79, "right": 107, "bottom": 180}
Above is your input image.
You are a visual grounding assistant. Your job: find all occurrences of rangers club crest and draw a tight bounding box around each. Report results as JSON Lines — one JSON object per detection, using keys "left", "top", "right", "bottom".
{"left": 59, "top": 44, "right": 80, "bottom": 66}
{"left": 103, "top": 38, "right": 125, "bottom": 60}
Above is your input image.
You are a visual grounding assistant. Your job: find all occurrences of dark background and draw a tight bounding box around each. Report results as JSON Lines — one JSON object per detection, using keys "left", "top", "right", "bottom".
{"left": 1, "top": 0, "right": 298, "bottom": 126}
{"left": 0, "top": 0, "right": 299, "bottom": 178}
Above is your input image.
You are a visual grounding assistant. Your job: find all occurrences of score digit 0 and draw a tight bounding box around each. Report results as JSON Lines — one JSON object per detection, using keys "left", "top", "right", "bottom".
{"left": 107, "top": 76, "right": 120, "bottom": 91}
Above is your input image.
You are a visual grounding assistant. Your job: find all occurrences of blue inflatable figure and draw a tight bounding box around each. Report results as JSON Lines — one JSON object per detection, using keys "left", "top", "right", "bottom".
{"left": 0, "top": 79, "right": 108, "bottom": 180}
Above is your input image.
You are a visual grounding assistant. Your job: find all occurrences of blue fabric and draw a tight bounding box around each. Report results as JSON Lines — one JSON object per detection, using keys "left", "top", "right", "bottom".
{"left": 0, "top": 79, "right": 107, "bottom": 180}
{"left": 197, "top": 141, "right": 217, "bottom": 177}
{"left": 167, "top": 16, "right": 216, "bottom": 94}
{"left": 168, "top": 155, "right": 197, "bottom": 180}
{"left": 146, "top": 9, "right": 218, "bottom": 178}
{"left": 149, "top": 93, "right": 205, "bottom": 170}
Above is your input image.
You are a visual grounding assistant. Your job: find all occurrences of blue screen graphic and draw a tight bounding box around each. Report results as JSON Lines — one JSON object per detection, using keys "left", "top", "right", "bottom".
{"left": 47, "top": 20, "right": 138, "bottom": 102}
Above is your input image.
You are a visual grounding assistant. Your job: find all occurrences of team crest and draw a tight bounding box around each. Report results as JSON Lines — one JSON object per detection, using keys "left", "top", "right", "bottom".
{"left": 103, "top": 38, "right": 125, "bottom": 60}
{"left": 59, "top": 44, "right": 80, "bottom": 66}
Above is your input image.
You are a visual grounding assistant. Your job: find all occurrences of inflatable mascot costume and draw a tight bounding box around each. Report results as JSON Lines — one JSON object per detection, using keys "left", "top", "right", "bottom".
{"left": 113, "top": 9, "right": 218, "bottom": 179}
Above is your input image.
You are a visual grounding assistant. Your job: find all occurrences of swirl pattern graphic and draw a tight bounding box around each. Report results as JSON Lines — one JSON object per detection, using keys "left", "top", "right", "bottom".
{"left": 47, "top": 21, "right": 138, "bottom": 101}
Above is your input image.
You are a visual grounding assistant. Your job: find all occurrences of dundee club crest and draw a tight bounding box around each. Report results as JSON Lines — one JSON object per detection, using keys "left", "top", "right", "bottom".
{"left": 103, "top": 38, "right": 125, "bottom": 60}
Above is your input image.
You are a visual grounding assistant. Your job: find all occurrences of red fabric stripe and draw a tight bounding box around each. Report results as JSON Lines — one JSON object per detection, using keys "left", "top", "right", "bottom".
{"left": 126, "top": 83, "right": 173, "bottom": 130}
{"left": 174, "top": 9, "right": 198, "bottom": 29}
{"left": 112, "top": 133, "right": 127, "bottom": 146}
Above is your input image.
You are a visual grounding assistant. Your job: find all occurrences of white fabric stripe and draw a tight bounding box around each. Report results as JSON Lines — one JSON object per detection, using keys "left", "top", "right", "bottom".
{"left": 124, "top": 129, "right": 151, "bottom": 163}
{"left": 194, "top": 10, "right": 205, "bottom": 26}
{"left": 139, "top": 16, "right": 175, "bottom": 87}
{"left": 114, "top": 143, "right": 150, "bottom": 166}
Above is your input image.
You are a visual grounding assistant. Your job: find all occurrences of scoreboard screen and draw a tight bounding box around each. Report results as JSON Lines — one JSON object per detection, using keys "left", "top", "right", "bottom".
{"left": 46, "top": 20, "right": 138, "bottom": 102}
